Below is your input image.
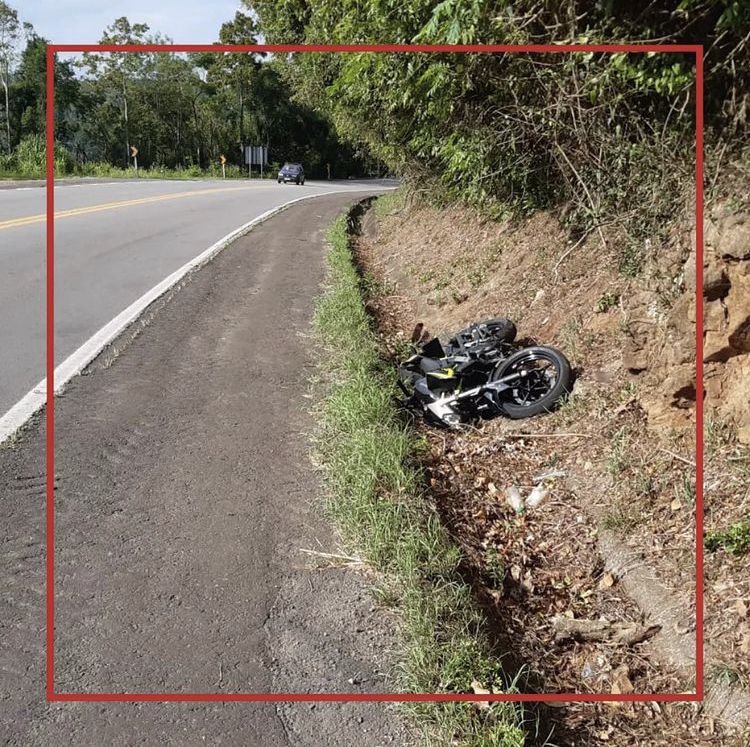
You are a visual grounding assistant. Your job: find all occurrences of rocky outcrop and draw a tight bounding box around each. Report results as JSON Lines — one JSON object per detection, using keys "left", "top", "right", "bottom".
{"left": 620, "top": 206, "right": 750, "bottom": 441}
{"left": 704, "top": 210, "right": 750, "bottom": 443}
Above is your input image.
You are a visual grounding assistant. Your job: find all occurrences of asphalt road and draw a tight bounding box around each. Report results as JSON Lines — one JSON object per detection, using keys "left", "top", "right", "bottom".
{"left": 0, "top": 194, "right": 409, "bottom": 745}
{"left": 0, "top": 178, "right": 393, "bottom": 416}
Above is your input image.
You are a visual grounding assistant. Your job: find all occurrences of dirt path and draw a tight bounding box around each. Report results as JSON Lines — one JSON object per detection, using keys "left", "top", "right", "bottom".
{"left": 0, "top": 194, "right": 408, "bottom": 745}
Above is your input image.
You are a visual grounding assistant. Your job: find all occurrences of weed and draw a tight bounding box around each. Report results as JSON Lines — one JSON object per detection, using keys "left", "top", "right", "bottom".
{"left": 705, "top": 414, "right": 735, "bottom": 459}
{"left": 709, "top": 662, "right": 748, "bottom": 688}
{"left": 360, "top": 270, "right": 396, "bottom": 299}
{"left": 418, "top": 270, "right": 436, "bottom": 286}
{"left": 452, "top": 289, "right": 469, "bottom": 305}
{"left": 484, "top": 547, "right": 506, "bottom": 588}
{"left": 620, "top": 240, "right": 645, "bottom": 277}
{"left": 677, "top": 473, "right": 696, "bottom": 507}
{"left": 467, "top": 267, "right": 487, "bottom": 289}
{"left": 607, "top": 426, "right": 629, "bottom": 477}
{"left": 705, "top": 517, "right": 750, "bottom": 556}
{"left": 603, "top": 500, "right": 640, "bottom": 533}
{"left": 595, "top": 291, "right": 620, "bottom": 313}
{"left": 558, "top": 318, "right": 582, "bottom": 361}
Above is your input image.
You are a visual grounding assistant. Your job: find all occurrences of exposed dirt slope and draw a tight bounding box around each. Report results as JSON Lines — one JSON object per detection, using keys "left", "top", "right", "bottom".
{"left": 357, "top": 192, "right": 750, "bottom": 745}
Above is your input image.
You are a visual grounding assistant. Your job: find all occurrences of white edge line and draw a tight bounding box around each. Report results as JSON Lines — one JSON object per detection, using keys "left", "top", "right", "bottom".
{"left": 0, "top": 188, "right": 391, "bottom": 445}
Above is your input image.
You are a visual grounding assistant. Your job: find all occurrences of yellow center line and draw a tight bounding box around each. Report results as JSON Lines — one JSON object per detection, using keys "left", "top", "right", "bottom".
{"left": 0, "top": 186, "right": 253, "bottom": 231}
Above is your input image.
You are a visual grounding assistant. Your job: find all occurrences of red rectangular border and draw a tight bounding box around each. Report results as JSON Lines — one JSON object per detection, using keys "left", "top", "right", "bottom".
{"left": 45, "top": 42, "right": 704, "bottom": 703}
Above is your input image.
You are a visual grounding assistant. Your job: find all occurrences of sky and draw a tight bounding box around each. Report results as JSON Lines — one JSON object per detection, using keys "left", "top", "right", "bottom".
{"left": 18, "top": 1, "right": 247, "bottom": 45}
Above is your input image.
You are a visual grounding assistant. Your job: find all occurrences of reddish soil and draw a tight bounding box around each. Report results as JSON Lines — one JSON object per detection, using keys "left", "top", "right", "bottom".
{"left": 355, "top": 193, "right": 750, "bottom": 745}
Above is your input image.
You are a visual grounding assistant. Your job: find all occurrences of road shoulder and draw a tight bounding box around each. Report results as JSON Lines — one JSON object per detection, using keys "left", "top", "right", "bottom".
{"left": 0, "top": 193, "right": 408, "bottom": 745}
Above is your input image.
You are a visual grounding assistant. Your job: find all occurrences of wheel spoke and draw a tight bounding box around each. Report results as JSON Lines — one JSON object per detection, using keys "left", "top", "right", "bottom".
{"left": 507, "top": 353, "right": 557, "bottom": 406}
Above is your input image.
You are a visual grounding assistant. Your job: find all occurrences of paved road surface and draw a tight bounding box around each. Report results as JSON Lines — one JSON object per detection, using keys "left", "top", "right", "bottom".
{"left": 0, "top": 194, "right": 409, "bottom": 745}
{"left": 0, "top": 178, "right": 393, "bottom": 416}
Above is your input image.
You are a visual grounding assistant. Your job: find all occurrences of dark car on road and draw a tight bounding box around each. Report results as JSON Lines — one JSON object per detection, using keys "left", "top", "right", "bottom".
{"left": 277, "top": 162, "right": 305, "bottom": 185}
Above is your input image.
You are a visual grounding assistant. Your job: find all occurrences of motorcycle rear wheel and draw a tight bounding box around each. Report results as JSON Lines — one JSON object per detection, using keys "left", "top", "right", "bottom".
{"left": 491, "top": 346, "right": 572, "bottom": 418}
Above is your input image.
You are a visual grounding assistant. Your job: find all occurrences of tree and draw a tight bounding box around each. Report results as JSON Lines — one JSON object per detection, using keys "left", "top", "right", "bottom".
{"left": 80, "top": 18, "right": 170, "bottom": 167}
{"left": 11, "top": 29, "right": 79, "bottom": 146}
{"left": 215, "top": 12, "right": 262, "bottom": 148}
{"left": 0, "top": 0, "right": 20, "bottom": 153}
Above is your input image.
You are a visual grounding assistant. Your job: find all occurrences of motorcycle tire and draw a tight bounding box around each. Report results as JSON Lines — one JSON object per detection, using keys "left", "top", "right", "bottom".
{"left": 491, "top": 346, "right": 572, "bottom": 419}
{"left": 476, "top": 318, "right": 517, "bottom": 343}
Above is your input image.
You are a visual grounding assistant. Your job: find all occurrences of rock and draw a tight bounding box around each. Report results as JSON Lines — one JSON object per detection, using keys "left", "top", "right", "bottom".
{"left": 704, "top": 299, "right": 729, "bottom": 362}
{"left": 623, "top": 346, "right": 650, "bottom": 373}
{"left": 704, "top": 262, "right": 731, "bottom": 301}
{"left": 505, "top": 486, "right": 524, "bottom": 514}
{"left": 525, "top": 485, "right": 548, "bottom": 510}
{"left": 718, "top": 212, "right": 750, "bottom": 259}
{"left": 640, "top": 364, "right": 695, "bottom": 430}
{"left": 725, "top": 273, "right": 750, "bottom": 353}
{"left": 683, "top": 247, "right": 697, "bottom": 291}
{"left": 705, "top": 354, "right": 750, "bottom": 444}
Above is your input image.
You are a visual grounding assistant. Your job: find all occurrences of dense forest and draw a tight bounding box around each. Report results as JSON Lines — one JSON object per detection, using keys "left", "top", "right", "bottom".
{"left": 251, "top": 0, "right": 749, "bottom": 269}
{"left": 0, "top": 5, "right": 371, "bottom": 178}
{"left": 0, "top": 0, "right": 748, "bottom": 237}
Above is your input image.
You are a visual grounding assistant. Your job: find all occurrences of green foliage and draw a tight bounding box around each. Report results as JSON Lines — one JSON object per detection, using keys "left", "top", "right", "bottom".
{"left": 314, "top": 215, "right": 528, "bottom": 745}
{"left": 251, "top": 0, "right": 748, "bottom": 271}
{"left": 595, "top": 291, "right": 620, "bottom": 313}
{"left": 0, "top": 5, "right": 373, "bottom": 179}
{"left": 12, "top": 133, "right": 72, "bottom": 175}
{"left": 705, "top": 518, "right": 750, "bottom": 556}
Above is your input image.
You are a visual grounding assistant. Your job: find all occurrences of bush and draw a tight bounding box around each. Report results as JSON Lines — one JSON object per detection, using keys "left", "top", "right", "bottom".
{"left": 14, "top": 134, "right": 74, "bottom": 176}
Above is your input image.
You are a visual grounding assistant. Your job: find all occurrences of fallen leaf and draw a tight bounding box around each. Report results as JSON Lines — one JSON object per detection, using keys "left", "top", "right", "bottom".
{"left": 599, "top": 572, "right": 616, "bottom": 589}
{"left": 670, "top": 497, "right": 683, "bottom": 511}
{"left": 611, "top": 664, "right": 634, "bottom": 695}
{"left": 736, "top": 599, "right": 748, "bottom": 619}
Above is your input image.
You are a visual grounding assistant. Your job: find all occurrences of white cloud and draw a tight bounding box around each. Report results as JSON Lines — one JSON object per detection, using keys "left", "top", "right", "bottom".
{"left": 18, "top": 0, "right": 246, "bottom": 44}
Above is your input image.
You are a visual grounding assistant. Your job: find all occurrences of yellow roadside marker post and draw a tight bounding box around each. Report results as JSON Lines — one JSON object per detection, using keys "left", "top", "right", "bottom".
{"left": 220, "top": 154, "right": 226, "bottom": 179}
{"left": 130, "top": 145, "right": 139, "bottom": 173}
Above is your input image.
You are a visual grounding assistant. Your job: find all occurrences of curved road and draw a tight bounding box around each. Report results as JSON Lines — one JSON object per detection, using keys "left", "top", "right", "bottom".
{"left": 0, "top": 178, "right": 393, "bottom": 416}
{"left": 0, "top": 190, "right": 409, "bottom": 744}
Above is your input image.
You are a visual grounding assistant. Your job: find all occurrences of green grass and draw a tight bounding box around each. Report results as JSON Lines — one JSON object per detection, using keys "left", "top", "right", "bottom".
{"left": 313, "top": 214, "right": 529, "bottom": 746}
{"left": 373, "top": 188, "right": 406, "bottom": 218}
{"left": 0, "top": 162, "right": 268, "bottom": 181}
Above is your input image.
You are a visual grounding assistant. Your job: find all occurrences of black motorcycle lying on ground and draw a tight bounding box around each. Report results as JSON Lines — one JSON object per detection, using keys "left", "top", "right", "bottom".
{"left": 397, "top": 318, "right": 572, "bottom": 428}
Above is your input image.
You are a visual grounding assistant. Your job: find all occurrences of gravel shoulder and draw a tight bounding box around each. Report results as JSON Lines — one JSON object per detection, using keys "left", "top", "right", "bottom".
{"left": 0, "top": 194, "right": 408, "bottom": 745}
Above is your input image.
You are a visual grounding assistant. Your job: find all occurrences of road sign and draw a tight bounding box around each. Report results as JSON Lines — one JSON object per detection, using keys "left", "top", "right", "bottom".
{"left": 130, "top": 145, "right": 138, "bottom": 157}
{"left": 244, "top": 145, "right": 268, "bottom": 166}
{"left": 220, "top": 154, "right": 226, "bottom": 179}
{"left": 219, "top": 154, "right": 226, "bottom": 165}
{"left": 244, "top": 145, "right": 268, "bottom": 178}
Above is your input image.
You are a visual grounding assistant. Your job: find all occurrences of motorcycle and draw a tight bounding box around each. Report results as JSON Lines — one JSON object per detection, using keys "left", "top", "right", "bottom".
{"left": 397, "top": 318, "right": 572, "bottom": 428}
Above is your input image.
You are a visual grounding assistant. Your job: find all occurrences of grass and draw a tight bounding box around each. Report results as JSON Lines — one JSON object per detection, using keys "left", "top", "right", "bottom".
{"left": 0, "top": 162, "right": 272, "bottom": 181}
{"left": 373, "top": 188, "right": 406, "bottom": 219}
{"left": 313, "top": 214, "right": 529, "bottom": 746}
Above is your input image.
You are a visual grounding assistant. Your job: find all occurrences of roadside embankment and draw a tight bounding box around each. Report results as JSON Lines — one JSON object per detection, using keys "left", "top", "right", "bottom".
{"left": 312, "top": 209, "right": 529, "bottom": 746}
{"left": 353, "top": 190, "right": 750, "bottom": 744}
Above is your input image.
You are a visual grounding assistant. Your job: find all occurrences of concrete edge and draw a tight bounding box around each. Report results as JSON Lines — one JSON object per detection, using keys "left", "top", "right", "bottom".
{"left": 0, "top": 189, "right": 385, "bottom": 445}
